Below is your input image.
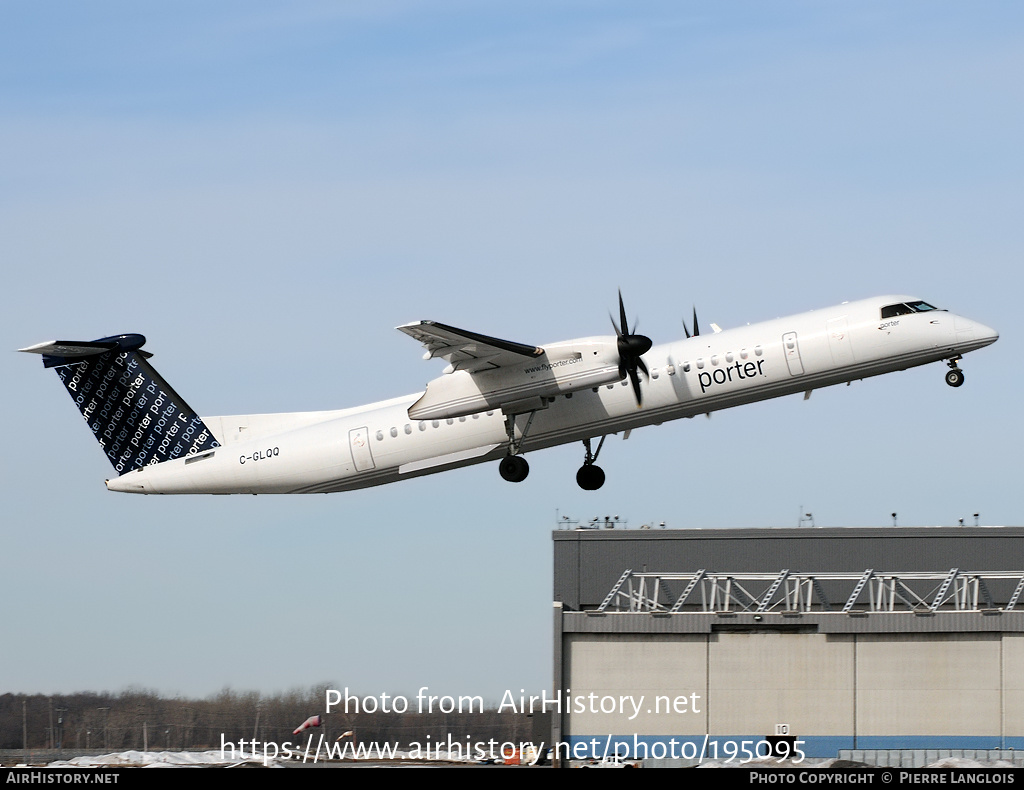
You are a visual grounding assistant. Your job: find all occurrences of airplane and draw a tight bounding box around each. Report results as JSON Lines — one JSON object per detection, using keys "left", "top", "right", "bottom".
{"left": 20, "top": 293, "right": 997, "bottom": 495}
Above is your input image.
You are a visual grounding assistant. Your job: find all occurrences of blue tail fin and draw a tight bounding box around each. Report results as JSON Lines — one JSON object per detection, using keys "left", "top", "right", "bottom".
{"left": 21, "top": 334, "right": 220, "bottom": 474}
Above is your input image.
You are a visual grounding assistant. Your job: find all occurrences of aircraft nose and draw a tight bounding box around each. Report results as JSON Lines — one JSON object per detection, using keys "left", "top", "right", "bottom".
{"left": 974, "top": 321, "right": 999, "bottom": 346}
{"left": 952, "top": 314, "right": 999, "bottom": 349}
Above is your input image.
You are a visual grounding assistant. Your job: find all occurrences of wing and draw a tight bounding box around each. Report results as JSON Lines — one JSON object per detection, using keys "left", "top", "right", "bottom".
{"left": 396, "top": 321, "right": 543, "bottom": 373}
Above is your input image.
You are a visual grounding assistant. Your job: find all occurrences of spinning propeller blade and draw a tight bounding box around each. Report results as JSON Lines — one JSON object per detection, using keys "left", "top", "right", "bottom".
{"left": 610, "top": 290, "right": 652, "bottom": 406}
{"left": 682, "top": 306, "right": 700, "bottom": 339}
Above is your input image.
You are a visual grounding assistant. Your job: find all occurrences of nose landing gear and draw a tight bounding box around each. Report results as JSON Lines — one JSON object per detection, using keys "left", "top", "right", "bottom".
{"left": 945, "top": 357, "right": 965, "bottom": 388}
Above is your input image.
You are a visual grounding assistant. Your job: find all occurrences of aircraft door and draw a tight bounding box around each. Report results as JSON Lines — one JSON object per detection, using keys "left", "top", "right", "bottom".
{"left": 782, "top": 332, "right": 805, "bottom": 376}
{"left": 349, "top": 427, "right": 376, "bottom": 471}
{"left": 826, "top": 317, "right": 855, "bottom": 366}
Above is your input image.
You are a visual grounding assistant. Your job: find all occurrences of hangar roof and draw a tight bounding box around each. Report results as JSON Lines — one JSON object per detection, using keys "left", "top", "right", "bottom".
{"left": 553, "top": 526, "right": 1024, "bottom": 611}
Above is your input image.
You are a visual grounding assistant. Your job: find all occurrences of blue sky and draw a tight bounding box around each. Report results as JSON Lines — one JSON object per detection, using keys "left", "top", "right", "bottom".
{"left": 2, "top": 2, "right": 1021, "bottom": 700}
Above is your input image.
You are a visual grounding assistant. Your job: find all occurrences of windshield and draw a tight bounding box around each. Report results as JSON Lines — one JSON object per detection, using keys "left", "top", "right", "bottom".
{"left": 880, "top": 300, "right": 943, "bottom": 319}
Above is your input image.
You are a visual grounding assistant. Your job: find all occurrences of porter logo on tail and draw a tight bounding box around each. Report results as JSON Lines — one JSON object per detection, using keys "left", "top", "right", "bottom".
{"left": 22, "top": 334, "right": 219, "bottom": 473}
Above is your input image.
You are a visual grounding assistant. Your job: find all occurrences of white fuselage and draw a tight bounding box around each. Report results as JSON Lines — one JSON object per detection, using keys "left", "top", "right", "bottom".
{"left": 104, "top": 296, "right": 997, "bottom": 494}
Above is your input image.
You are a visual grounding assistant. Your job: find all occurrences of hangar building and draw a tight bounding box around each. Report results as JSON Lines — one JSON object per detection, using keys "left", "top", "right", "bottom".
{"left": 551, "top": 526, "right": 1024, "bottom": 764}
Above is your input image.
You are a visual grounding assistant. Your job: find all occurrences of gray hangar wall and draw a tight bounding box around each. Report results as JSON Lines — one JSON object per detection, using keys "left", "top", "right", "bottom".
{"left": 551, "top": 527, "right": 1024, "bottom": 761}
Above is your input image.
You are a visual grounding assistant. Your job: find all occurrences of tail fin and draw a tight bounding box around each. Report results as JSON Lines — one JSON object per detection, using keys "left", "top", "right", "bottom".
{"left": 20, "top": 334, "right": 220, "bottom": 474}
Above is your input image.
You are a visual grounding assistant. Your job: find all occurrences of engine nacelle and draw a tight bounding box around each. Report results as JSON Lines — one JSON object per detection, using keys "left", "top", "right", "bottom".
{"left": 408, "top": 337, "right": 622, "bottom": 420}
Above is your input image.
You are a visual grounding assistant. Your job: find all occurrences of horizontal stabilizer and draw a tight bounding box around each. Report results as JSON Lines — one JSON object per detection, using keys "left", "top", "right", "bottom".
{"left": 20, "top": 334, "right": 152, "bottom": 369}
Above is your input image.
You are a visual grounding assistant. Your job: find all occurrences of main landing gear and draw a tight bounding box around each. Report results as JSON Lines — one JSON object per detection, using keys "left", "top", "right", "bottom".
{"left": 499, "top": 454, "right": 530, "bottom": 483}
{"left": 576, "top": 464, "right": 605, "bottom": 490}
{"left": 576, "top": 436, "right": 606, "bottom": 491}
{"left": 499, "top": 412, "right": 536, "bottom": 483}
{"left": 945, "top": 357, "right": 965, "bottom": 388}
{"left": 497, "top": 412, "right": 608, "bottom": 491}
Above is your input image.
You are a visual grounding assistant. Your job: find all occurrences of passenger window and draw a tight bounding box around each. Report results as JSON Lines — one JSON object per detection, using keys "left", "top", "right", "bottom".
{"left": 375, "top": 430, "right": 383, "bottom": 441}
{"left": 404, "top": 424, "right": 412, "bottom": 435}
{"left": 390, "top": 427, "right": 397, "bottom": 438}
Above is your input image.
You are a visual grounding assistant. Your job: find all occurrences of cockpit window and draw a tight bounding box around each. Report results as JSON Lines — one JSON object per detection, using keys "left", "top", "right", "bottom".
{"left": 880, "top": 300, "right": 943, "bottom": 319}
{"left": 881, "top": 303, "right": 915, "bottom": 318}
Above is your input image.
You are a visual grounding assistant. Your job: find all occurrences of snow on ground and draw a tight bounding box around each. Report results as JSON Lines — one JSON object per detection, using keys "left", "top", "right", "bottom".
{"left": 46, "top": 750, "right": 284, "bottom": 768}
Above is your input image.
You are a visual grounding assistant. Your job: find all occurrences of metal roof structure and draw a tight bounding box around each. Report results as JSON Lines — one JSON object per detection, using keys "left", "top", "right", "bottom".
{"left": 596, "top": 568, "right": 1024, "bottom": 614}
{"left": 553, "top": 526, "right": 1024, "bottom": 612}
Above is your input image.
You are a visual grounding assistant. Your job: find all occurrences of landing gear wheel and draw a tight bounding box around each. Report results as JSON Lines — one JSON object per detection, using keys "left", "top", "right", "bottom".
{"left": 576, "top": 464, "right": 606, "bottom": 491}
{"left": 499, "top": 455, "right": 529, "bottom": 483}
{"left": 945, "top": 368, "right": 965, "bottom": 388}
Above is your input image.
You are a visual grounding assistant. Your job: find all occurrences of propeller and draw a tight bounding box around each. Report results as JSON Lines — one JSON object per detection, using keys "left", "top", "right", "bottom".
{"left": 610, "top": 290, "right": 652, "bottom": 406}
{"left": 682, "top": 306, "right": 700, "bottom": 339}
